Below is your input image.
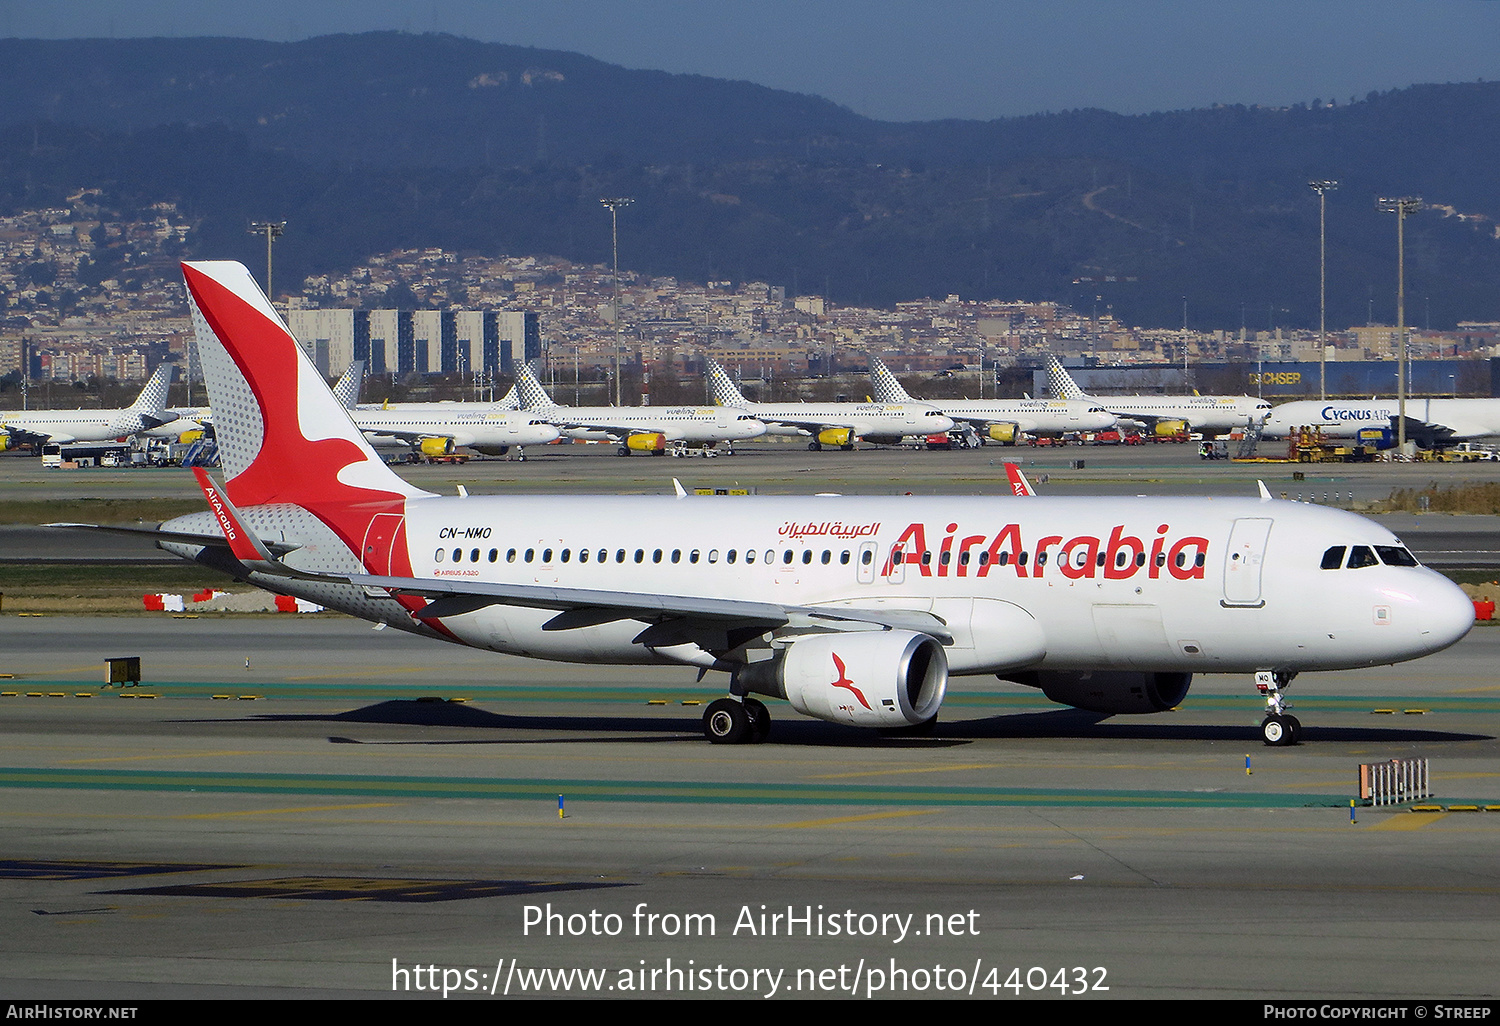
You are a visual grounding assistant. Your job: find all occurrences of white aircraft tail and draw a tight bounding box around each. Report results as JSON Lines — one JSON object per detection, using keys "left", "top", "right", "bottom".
{"left": 129, "top": 362, "right": 175, "bottom": 415}
{"left": 181, "top": 261, "right": 431, "bottom": 518}
{"left": 868, "top": 355, "right": 915, "bottom": 403}
{"left": 497, "top": 384, "right": 520, "bottom": 410}
{"left": 1045, "top": 356, "right": 1089, "bottom": 401}
{"left": 513, "top": 362, "right": 561, "bottom": 411}
{"left": 705, "top": 358, "right": 750, "bottom": 407}
{"left": 331, "top": 360, "right": 365, "bottom": 410}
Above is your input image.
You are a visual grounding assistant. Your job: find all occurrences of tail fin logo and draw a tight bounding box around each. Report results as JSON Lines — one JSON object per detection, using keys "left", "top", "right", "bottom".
{"left": 514, "top": 362, "right": 559, "bottom": 410}
{"left": 868, "top": 356, "right": 913, "bottom": 403}
{"left": 181, "top": 261, "right": 428, "bottom": 562}
{"left": 129, "top": 363, "right": 175, "bottom": 414}
{"left": 706, "top": 359, "right": 748, "bottom": 407}
{"left": 1045, "top": 357, "right": 1088, "bottom": 401}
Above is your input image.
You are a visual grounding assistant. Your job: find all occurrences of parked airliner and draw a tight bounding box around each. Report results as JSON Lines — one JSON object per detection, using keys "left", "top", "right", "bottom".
{"left": 868, "top": 355, "right": 1115, "bottom": 443}
{"left": 513, "top": 363, "right": 767, "bottom": 456}
{"left": 706, "top": 358, "right": 954, "bottom": 449}
{"left": 65, "top": 261, "right": 1473, "bottom": 749}
{"left": 1046, "top": 357, "right": 1271, "bottom": 436}
{"left": 0, "top": 363, "right": 175, "bottom": 449}
{"left": 1263, "top": 397, "right": 1500, "bottom": 447}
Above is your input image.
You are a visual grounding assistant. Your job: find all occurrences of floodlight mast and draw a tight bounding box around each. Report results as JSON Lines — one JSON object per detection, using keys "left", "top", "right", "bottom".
{"left": 247, "top": 221, "right": 286, "bottom": 301}
{"left": 1308, "top": 181, "right": 1339, "bottom": 401}
{"left": 599, "top": 197, "right": 633, "bottom": 406}
{"left": 1377, "top": 197, "right": 1422, "bottom": 452}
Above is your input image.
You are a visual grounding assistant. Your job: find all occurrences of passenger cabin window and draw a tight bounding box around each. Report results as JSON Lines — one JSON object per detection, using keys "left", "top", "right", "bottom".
{"left": 1321, "top": 546, "right": 1346, "bottom": 570}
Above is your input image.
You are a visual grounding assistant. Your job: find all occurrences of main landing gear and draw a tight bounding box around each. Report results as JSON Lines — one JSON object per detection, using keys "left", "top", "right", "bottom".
{"left": 703, "top": 697, "right": 772, "bottom": 744}
{"left": 1256, "top": 669, "right": 1301, "bottom": 746}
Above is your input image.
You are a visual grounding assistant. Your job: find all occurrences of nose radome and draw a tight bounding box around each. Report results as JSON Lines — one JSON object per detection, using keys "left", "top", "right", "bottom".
{"left": 1416, "top": 574, "right": 1476, "bottom": 654}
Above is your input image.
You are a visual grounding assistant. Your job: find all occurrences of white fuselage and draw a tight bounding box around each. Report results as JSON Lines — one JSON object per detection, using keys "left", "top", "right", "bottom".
{"left": 742, "top": 402, "right": 956, "bottom": 441}
{"left": 926, "top": 399, "right": 1116, "bottom": 435}
{"left": 1263, "top": 398, "right": 1500, "bottom": 441}
{"left": 534, "top": 405, "right": 768, "bottom": 445}
{"left": 1091, "top": 395, "right": 1272, "bottom": 434}
{"left": 350, "top": 406, "right": 560, "bottom": 449}
{"left": 0, "top": 408, "right": 149, "bottom": 444}
{"left": 329, "top": 494, "right": 1470, "bottom": 676}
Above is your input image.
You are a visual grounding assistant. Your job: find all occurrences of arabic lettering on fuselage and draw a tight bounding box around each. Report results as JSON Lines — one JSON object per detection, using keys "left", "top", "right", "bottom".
{"left": 777, "top": 521, "right": 883, "bottom": 540}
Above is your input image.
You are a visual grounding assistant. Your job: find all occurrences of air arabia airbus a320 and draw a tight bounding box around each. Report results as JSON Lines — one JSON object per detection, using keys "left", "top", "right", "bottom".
{"left": 72, "top": 262, "right": 1473, "bottom": 747}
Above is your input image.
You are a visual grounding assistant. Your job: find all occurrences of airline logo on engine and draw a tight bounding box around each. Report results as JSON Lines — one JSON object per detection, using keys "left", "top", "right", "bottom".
{"left": 829, "top": 653, "right": 871, "bottom": 711}
{"left": 880, "top": 521, "right": 1209, "bottom": 581}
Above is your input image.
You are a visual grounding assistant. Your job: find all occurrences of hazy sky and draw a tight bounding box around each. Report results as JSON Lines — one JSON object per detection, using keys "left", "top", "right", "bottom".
{"left": 3, "top": 0, "right": 1498, "bottom": 122}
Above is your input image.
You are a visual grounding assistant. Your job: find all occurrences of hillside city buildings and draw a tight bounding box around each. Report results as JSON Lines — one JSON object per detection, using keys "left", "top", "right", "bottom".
{"left": 3, "top": 195, "right": 1499, "bottom": 402}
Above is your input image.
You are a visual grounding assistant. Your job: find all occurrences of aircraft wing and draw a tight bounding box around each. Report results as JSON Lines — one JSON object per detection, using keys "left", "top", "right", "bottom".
{"left": 1, "top": 424, "right": 57, "bottom": 445}
{"left": 362, "top": 429, "right": 462, "bottom": 445}
{"left": 46, "top": 521, "right": 302, "bottom": 556}
{"left": 347, "top": 572, "right": 954, "bottom": 644}
{"left": 760, "top": 418, "right": 844, "bottom": 435}
{"left": 550, "top": 420, "right": 667, "bottom": 441}
{"left": 1392, "top": 415, "right": 1459, "bottom": 446}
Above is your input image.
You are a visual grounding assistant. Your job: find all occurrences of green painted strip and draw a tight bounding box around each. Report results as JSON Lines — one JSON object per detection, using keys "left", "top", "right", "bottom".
{"left": 24, "top": 681, "right": 1500, "bottom": 712}
{"left": 0, "top": 766, "right": 1344, "bottom": 808}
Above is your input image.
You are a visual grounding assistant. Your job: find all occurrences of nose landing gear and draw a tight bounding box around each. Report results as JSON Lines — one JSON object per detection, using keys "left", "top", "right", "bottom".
{"left": 1256, "top": 669, "right": 1301, "bottom": 746}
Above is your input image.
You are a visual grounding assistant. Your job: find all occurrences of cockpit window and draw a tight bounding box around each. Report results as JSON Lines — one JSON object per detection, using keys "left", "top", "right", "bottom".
{"left": 1375, "top": 545, "right": 1419, "bottom": 567}
{"left": 1320, "top": 546, "right": 1346, "bottom": 570}
{"left": 1347, "top": 545, "right": 1378, "bottom": 569}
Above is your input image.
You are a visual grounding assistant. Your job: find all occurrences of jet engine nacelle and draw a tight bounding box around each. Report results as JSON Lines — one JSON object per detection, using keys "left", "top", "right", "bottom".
{"left": 418, "top": 436, "right": 456, "bottom": 457}
{"left": 626, "top": 432, "right": 667, "bottom": 453}
{"left": 1005, "top": 669, "right": 1191, "bottom": 715}
{"left": 177, "top": 429, "right": 205, "bottom": 444}
{"left": 737, "top": 630, "right": 948, "bottom": 728}
{"left": 1154, "top": 419, "right": 1189, "bottom": 437}
{"left": 0, "top": 432, "right": 11, "bottom": 452}
{"left": 817, "top": 427, "right": 855, "bottom": 447}
{"left": 986, "top": 422, "right": 1019, "bottom": 444}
